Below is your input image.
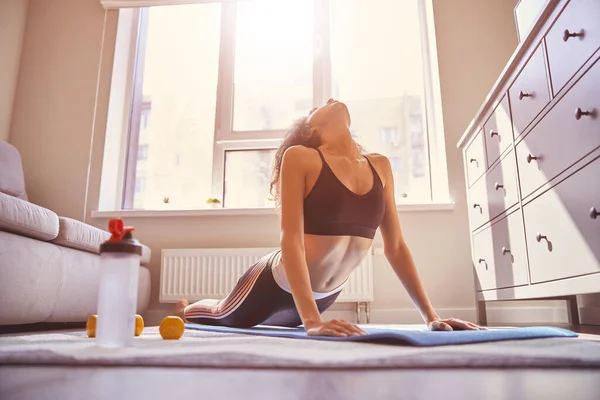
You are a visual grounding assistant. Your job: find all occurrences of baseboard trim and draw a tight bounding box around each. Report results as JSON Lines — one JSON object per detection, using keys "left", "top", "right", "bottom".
{"left": 324, "top": 305, "right": 599, "bottom": 326}
{"left": 321, "top": 307, "right": 477, "bottom": 325}
{"left": 323, "top": 306, "right": 568, "bottom": 325}
{"left": 486, "top": 306, "right": 568, "bottom": 324}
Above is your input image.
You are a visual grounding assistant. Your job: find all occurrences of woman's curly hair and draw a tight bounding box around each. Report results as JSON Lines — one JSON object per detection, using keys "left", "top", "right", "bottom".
{"left": 269, "top": 114, "right": 321, "bottom": 207}
{"left": 269, "top": 110, "right": 365, "bottom": 208}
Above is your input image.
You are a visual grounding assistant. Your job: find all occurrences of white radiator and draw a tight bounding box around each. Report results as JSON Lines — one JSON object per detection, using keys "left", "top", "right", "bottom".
{"left": 160, "top": 247, "right": 374, "bottom": 303}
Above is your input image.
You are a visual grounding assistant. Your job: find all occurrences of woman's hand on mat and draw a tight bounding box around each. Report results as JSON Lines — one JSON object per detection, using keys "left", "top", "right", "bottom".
{"left": 428, "top": 318, "right": 487, "bottom": 331}
{"left": 305, "top": 319, "right": 367, "bottom": 337}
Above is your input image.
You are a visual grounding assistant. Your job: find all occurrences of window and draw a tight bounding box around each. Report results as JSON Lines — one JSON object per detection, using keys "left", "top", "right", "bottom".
{"left": 224, "top": 149, "right": 277, "bottom": 208}
{"left": 330, "top": 0, "right": 431, "bottom": 202}
{"left": 233, "top": 0, "right": 314, "bottom": 132}
{"left": 105, "top": 0, "right": 448, "bottom": 210}
{"left": 122, "top": 3, "right": 221, "bottom": 210}
{"left": 135, "top": 177, "right": 145, "bottom": 194}
{"left": 378, "top": 127, "right": 399, "bottom": 146}
{"left": 137, "top": 144, "right": 148, "bottom": 161}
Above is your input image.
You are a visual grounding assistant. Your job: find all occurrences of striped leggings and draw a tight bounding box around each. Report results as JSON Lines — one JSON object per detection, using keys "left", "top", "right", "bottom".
{"left": 183, "top": 250, "right": 340, "bottom": 328}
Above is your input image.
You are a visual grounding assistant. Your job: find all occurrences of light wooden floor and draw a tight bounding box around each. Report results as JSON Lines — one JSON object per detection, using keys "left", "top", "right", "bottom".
{"left": 1, "top": 366, "right": 599, "bottom": 400}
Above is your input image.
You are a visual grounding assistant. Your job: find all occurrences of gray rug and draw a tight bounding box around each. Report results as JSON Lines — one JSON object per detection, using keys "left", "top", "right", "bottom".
{"left": 1, "top": 326, "right": 599, "bottom": 369}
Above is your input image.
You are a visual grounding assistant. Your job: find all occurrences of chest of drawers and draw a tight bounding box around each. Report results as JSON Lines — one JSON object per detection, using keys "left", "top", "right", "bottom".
{"left": 458, "top": 0, "right": 600, "bottom": 325}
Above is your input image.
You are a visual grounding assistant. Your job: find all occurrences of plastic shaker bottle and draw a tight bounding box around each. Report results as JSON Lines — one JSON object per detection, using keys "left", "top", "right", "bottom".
{"left": 96, "top": 218, "right": 143, "bottom": 347}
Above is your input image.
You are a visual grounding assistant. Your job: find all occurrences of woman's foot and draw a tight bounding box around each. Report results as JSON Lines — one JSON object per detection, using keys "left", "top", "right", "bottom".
{"left": 176, "top": 299, "right": 189, "bottom": 323}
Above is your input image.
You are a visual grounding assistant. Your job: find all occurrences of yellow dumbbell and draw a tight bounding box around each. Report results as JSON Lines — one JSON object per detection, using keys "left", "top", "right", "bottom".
{"left": 135, "top": 314, "right": 144, "bottom": 336}
{"left": 159, "top": 316, "right": 185, "bottom": 340}
{"left": 134, "top": 314, "right": 144, "bottom": 336}
{"left": 86, "top": 314, "right": 144, "bottom": 338}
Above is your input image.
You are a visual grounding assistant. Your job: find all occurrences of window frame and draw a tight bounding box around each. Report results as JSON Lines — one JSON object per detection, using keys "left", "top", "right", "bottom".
{"left": 210, "top": 0, "right": 328, "bottom": 204}
{"left": 222, "top": 146, "right": 279, "bottom": 208}
{"left": 114, "top": 0, "right": 450, "bottom": 211}
{"left": 122, "top": 7, "right": 149, "bottom": 209}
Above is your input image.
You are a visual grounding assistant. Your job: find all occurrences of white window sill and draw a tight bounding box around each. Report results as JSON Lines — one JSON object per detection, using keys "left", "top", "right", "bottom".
{"left": 90, "top": 202, "right": 455, "bottom": 219}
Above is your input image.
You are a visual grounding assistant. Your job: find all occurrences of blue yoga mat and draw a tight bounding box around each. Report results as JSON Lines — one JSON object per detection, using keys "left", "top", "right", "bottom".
{"left": 185, "top": 324, "right": 577, "bottom": 347}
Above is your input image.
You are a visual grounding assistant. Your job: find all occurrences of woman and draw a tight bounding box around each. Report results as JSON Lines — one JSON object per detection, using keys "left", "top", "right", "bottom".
{"left": 177, "top": 98, "right": 483, "bottom": 337}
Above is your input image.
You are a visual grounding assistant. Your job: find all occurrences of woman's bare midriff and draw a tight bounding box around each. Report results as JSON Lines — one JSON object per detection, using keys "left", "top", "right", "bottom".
{"left": 286, "top": 149, "right": 384, "bottom": 294}
{"left": 300, "top": 233, "right": 373, "bottom": 293}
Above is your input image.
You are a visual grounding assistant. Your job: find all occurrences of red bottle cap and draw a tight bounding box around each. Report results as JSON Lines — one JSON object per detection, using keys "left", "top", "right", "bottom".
{"left": 99, "top": 218, "right": 143, "bottom": 256}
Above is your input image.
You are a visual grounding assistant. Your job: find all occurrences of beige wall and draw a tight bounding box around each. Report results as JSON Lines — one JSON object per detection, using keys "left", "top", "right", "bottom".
{"left": 430, "top": 0, "right": 557, "bottom": 315}
{"left": 10, "top": 0, "right": 106, "bottom": 216}
{"left": 0, "top": 0, "right": 29, "bottom": 143}
{"left": 13, "top": 0, "right": 573, "bottom": 325}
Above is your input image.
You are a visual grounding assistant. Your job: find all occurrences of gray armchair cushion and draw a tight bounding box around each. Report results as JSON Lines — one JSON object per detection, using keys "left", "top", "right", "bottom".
{"left": 51, "top": 217, "right": 109, "bottom": 254}
{"left": 51, "top": 216, "right": 152, "bottom": 265}
{"left": 0, "top": 192, "right": 59, "bottom": 241}
{"left": 0, "top": 141, "right": 28, "bottom": 201}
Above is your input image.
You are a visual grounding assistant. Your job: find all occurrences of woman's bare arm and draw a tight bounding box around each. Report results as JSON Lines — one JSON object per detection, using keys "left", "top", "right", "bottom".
{"left": 375, "top": 154, "right": 483, "bottom": 330}
{"left": 374, "top": 155, "right": 440, "bottom": 324}
{"left": 279, "top": 146, "right": 323, "bottom": 328}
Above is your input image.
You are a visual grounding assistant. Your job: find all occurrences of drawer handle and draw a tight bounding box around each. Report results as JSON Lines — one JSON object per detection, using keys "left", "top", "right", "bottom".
{"left": 575, "top": 107, "right": 593, "bottom": 120}
{"left": 536, "top": 233, "right": 548, "bottom": 243}
{"left": 478, "top": 258, "right": 488, "bottom": 270}
{"left": 473, "top": 203, "right": 482, "bottom": 210}
{"left": 591, "top": 207, "right": 599, "bottom": 220}
{"left": 501, "top": 247, "right": 511, "bottom": 255}
{"left": 526, "top": 154, "right": 539, "bottom": 163}
{"left": 490, "top": 130, "right": 499, "bottom": 138}
{"left": 494, "top": 182, "right": 504, "bottom": 191}
{"left": 519, "top": 91, "right": 533, "bottom": 100}
{"left": 470, "top": 158, "right": 479, "bottom": 166}
{"left": 563, "top": 29, "right": 585, "bottom": 42}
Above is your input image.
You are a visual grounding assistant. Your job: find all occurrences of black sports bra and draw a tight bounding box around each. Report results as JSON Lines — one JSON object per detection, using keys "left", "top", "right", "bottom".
{"left": 303, "top": 149, "right": 386, "bottom": 239}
